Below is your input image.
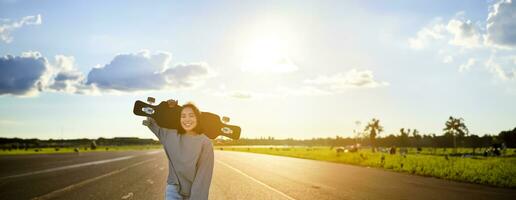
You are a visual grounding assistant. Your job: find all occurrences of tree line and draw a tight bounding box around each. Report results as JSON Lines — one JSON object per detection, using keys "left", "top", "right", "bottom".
{"left": 0, "top": 137, "right": 159, "bottom": 150}
{"left": 218, "top": 116, "right": 515, "bottom": 150}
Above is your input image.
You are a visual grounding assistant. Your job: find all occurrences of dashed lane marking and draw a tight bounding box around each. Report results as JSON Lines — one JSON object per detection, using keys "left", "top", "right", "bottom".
{"left": 216, "top": 160, "right": 296, "bottom": 200}
{"left": 31, "top": 158, "right": 156, "bottom": 200}
{"left": 0, "top": 150, "right": 161, "bottom": 180}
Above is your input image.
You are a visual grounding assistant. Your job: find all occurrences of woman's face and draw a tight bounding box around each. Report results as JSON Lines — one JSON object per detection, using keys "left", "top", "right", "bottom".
{"left": 180, "top": 107, "right": 197, "bottom": 133}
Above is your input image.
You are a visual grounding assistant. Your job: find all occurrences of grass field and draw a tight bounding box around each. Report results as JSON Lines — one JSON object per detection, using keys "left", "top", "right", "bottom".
{"left": 0, "top": 145, "right": 162, "bottom": 155}
{"left": 218, "top": 146, "right": 516, "bottom": 188}
{"left": 4, "top": 144, "right": 515, "bottom": 188}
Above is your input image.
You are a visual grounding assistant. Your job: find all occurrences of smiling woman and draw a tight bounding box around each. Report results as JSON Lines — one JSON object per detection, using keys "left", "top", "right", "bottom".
{"left": 143, "top": 101, "right": 214, "bottom": 200}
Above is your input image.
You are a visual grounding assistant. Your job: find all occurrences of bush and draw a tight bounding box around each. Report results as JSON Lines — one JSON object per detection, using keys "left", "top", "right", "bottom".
{"left": 90, "top": 140, "right": 97, "bottom": 150}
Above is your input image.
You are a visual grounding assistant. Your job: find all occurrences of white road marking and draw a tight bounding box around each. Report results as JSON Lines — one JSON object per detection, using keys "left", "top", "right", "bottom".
{"left": 216, "top": 160, "right": 297, "bottom": 200}
{"left": 31, "top": 158, "right": 156, "bottom": 200}
{"left": 0, "top": 150, "right": 161, "bottom": 180}
{"left": 121, "top": 192, "right": 134, "bottom": 199}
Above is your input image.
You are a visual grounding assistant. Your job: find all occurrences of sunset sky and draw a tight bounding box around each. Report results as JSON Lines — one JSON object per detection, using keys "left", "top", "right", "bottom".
{"left": 1, "top": 0, "right": 515, "bottom": 140}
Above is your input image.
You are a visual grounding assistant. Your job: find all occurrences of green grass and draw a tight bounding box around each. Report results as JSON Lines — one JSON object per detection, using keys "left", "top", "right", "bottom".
{"left": 0, "top": 145, "right": 162, "bottom": 155}
{"left": 217, "top": 146, "right": 516, "bottom": 188}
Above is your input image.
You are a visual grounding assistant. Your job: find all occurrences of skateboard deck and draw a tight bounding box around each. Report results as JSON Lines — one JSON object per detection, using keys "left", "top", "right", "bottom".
{"left": 133, "top": 100, "right": 241, "bottom": 140}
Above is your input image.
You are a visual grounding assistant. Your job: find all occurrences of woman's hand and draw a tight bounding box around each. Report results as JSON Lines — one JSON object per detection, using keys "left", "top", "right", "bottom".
{"left": 143, "top": 117, "right": 155, "bottom": 127}
{"left": 166, "top": 99, "right": 178, "bottom": 108}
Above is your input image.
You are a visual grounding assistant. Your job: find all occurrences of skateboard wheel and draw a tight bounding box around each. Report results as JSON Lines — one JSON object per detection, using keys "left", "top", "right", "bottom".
{"left": 147, "top": 97, "right": 155, "bottom": 104}
{"left": 143, "top": 107, "right": 155, "bottom": 115}
{"left": 221, "top": 127, "right": 233, "bottom": 134}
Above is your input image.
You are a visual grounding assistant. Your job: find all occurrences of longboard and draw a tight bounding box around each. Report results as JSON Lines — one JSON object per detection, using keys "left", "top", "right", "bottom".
{"left": 133, "top": 100, "right": 241, "bottom": 140}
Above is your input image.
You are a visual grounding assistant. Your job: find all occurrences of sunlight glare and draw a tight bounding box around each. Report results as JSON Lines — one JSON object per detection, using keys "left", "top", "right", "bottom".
{"left": 240, "top": 30, "right": 297, "bottom": 73}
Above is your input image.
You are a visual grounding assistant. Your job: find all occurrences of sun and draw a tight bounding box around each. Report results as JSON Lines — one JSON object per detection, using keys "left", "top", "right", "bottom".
{"left": 240, "top": 28, "right": 297, "bottom": 73}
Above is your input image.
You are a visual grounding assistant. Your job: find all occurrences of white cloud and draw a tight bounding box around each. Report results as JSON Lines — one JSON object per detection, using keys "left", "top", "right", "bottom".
{"left": 446, "top": 18, "right": 482, "bottom": 48}
{"left": 162, "top": 62, "right": 213, "bottom": 88}
{"left": 459, "top": 58, "right": 476, "bottom": 72}
{"left": 47, "top": 55, "right": 96, "bottom": 94}
{"left": 228, "top": 91, "right": 252, "bottom": 99}
{"left": 304, "top": 69, "right": 389, "bottom": 90}
{"left": 408, "top": 21, "right": 446, "bottom": 49}
{"left": 204, "top": 87, "right": 276, "bottom": 99}
{"left": 486, "top": 0, "right": 516, "bottom": 49}
{"left": 0, "top": 50, "right": 215, "bottom": 96}
{"left": 0, "top": 14, "right": 42, "bottom": 43}
{"left": 0, "top": 119, "right": 21, "bottom": 125}
{"left": 409, "top": 5, "right": 516, "bottom": 82}
{"left": 275, "top": 86, "right": 333, "bottom": 96}
{"left": 241, "top": 55, "right": 298, "bottom": 74}
{"left": 222, "top": 90, "right": 256, "bottom": 99}
{"left": 0, "top": 52, "right": 49, "bottom": 96}
{"left": 443, "top": 55, "right": 454, "bottom": 63}
{"left": 206, "top": 69, "right": 387, "bottom": 99}
{"left": 485, "top": 54, "right": 516, "bottom": 80}
{"left": 86, "top": 50, "right": 214, "bottom": 92}
{"left": 408, "top": 14, "right": 482, "bottom": 50}
{"left": 204, "top": 85, "right": 334, "bottom": 99}
{"left": 0, "top": 52, "right": 99, "bottom": 96}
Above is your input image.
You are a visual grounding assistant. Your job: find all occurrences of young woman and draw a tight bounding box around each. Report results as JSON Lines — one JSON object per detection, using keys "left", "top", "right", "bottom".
{"left": 144, "top": 100, "right": 214, "bottom": 200}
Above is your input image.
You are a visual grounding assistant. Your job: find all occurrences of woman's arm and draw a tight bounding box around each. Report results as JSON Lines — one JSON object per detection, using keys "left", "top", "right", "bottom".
{"left": 142, "top": 99, "right": 178, "bottom": 140}
{"left": 143, "top": 117, "right": 164, "bottom": 139}
{"left": 189, "top": 139, "right": 214, "bottom": 200}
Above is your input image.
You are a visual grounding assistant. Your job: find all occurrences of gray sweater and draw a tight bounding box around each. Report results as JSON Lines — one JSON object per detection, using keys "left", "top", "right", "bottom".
{"left": 147, "top": 118, "right": 214, "bottom": 200}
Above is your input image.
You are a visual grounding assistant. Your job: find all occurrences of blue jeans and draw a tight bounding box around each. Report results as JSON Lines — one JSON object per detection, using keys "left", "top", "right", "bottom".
{"left": 165, "top": 184, "right": 186, "bottom": 200}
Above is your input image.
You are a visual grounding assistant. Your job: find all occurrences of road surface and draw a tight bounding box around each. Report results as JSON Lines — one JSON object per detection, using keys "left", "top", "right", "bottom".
{"left": 0, "top": 150, "right": 514, "bottom": 200}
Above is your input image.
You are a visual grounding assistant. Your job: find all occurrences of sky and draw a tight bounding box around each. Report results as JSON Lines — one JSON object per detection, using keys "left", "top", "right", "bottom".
{"left": 0, "top": 0, "right": 515, "bottom": 140}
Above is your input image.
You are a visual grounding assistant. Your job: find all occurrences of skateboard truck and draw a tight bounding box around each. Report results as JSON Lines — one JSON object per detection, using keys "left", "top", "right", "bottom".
{"left": 221, "top": 117, "right": 232, "bottom": 135}
{"left": 142, "top": 97, "right": 156, "bottom": 115}
{"left": 147, "top": 97, "right": 156, "bottom": 104}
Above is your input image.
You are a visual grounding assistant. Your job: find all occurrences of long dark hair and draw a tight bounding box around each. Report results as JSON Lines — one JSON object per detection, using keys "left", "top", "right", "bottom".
{"left": 177, "top": 102, "right": 203, "bottom": 134}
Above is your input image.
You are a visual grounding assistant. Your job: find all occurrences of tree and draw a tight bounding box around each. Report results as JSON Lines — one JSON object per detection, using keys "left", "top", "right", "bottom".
{"left": 412, "top": 129, "right": 421, "bottom": 148}
{"left": 364, "top": 118, "right": 383, "bottom": 152}
{"left": 443, "top": 116, "right": 469, "bottom": 153}
{"left": 399, "top": 128, "right": 409, "bottom": 147}
{"left": 468, "top": 134, "right": 482, "bottom": 154}
{"left": 498, "top": 127, "right": 516, "bottom": 148}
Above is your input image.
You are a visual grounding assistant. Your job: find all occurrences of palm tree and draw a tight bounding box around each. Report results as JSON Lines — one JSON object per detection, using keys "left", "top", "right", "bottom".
{"left": 412, "top": 129, "right": 422, "bottom": 150}
{"left": 353, "top": 120, "right": 362, "bottom": 146}
{"left": 443, "top": 116, "right": 469, "bottom": 154}
{"left": 364, "top": 118, "right": 383, "bottom": 152}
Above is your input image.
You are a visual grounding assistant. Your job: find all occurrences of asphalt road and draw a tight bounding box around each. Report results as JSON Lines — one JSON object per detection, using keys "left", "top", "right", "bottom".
{"left": 0, "top": 150, "right": 514, "bottom": 200}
